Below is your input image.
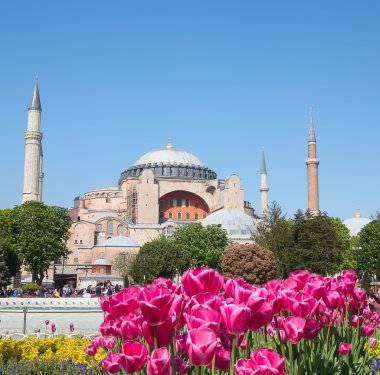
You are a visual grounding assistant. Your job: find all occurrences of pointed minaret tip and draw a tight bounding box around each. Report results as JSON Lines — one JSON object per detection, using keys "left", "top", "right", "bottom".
{"left": 29, "top": 77, "right": 42, "bottom": 111}
{"left": 308, "top": 106, "right": 316, "bottom": 142}
{"left": 261, "top": 148, "right": 267, "bottom": 174}
{"left": 166, "top": 135, "right": 173, "bottom": 150}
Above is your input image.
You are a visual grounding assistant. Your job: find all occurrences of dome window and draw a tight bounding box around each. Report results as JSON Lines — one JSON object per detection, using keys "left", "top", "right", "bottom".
{"left": 107, "top": 220, "right": 113, "bottom": 233}
{"left": 195, "top": 213, "right": 199, "bottom": 220}
{"left": 169, "top": 212, "right": 173, "bottom": 219}
{"left": 178, "top": 212, "right": 182, "bottom": 220}
{"left": 186, "top": 212, "right": 190, "bottom": 220}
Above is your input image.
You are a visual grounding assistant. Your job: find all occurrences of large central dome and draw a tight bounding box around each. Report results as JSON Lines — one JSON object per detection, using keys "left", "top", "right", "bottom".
{"left": 120, "top": 139, "right": 217, "bottom": 181}
{"left": 134, "top": 147, "right": 204, "bottom": 167}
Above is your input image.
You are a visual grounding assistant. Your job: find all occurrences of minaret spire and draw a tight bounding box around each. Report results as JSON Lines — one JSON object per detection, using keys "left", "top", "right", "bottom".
{"left": 259, "top": 148, "right": 269, "bottom": 215}
{"left": 29, "top": 76, "right": 42, "bottom": 111}
{"left": 306, "top": 107, "right": 319, "bottom": 214}
{"left": 309, "top": 107, "right": 316, "bottom": 142}
{"left": 22, "top": 78, "right": 43, "bottom": 203}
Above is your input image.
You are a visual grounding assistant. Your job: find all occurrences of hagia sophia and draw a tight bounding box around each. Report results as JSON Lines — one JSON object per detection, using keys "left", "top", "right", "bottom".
{"left": 21, "top": 80, "right": 372, "bottom": 287}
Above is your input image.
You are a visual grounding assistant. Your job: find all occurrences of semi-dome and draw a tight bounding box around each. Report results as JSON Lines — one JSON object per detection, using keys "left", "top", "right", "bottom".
{"left": 120, "top": 138, "right": 217, "bottom": 182}
{"left": 343, "top": 210, "right": 371, "bottom": 237}
{"left": 97, "top": 236, "right": 140, "bottom": 247}
{"left": 201, "top": 206, "right": 258, "bottom": 241}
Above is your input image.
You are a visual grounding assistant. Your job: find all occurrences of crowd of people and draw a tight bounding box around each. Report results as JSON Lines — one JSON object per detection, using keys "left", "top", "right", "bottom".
{"left": 0, "top": 281, "right": 124, "bottom": 298}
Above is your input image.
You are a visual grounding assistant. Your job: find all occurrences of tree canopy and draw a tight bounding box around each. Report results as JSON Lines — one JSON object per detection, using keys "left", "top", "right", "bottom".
{"left": 253, "top": 201, "right": 293, "bottom": 278}
{"left": 255, "top": 205, "right": 345, "bottom": 277}
{"left": 129, "top": 236, "right": 186, "bottom": 284}
{"left": 221, "top": 243, "right": 276, "bottom": 284}
{"left": 172, "top": 222, "right": 231, "bottom": 270}
{"left": 0, "top": 230, "right": 20, "bottom": 287}
{"left": 282, "top": 210, "right": 343, "bottom": 276}
{"left": 10, "top": 201, "right": 72, "bottom": 285}
{"left": 357, "top": 218, "right": 380, "bottom": 290}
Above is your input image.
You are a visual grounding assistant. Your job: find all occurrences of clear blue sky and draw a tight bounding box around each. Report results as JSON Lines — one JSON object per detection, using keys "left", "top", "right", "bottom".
{"left": 0, "top": 1, "right": 379, "bottom": 220}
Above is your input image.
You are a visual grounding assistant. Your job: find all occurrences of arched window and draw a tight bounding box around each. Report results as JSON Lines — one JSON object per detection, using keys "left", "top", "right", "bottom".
{"left": 107, "top": 220, "right": 113, "bottom": 233}
{"left": 169, "top": 199, "right": 174, "bottom": 208}
{"left": 195, "top": 213, "right": 199, "bottom": 220}
{"left": 203, "top": 213, "right": 207, "bottom": 219}
{"left": 186, "top": 212, "right": 190, "bottom": 220}
{"left": 117, "top": 225, "right": 123, "bottom": 235}
{"left": 169, "top": 212, "right": 173, "bottom": 219}
{"left": 96, "top": 224, "right": 102, "bottom": 232}
{"left": 177, "top": 212, "right": 182, "bottom": 219}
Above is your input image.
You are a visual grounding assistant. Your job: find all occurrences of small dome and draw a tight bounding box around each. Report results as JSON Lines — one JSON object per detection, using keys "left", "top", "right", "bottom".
{"left": 98, "top": 236, "right": 140, "bottom": 247}
{"left": 93, "top": 258, "right": 111, "bottom": 266}
{"left": 343, "top": 211, "right": 371, "bottom": 237}
{"left": 201, "top": 208, "right": 258, "bottom": 240}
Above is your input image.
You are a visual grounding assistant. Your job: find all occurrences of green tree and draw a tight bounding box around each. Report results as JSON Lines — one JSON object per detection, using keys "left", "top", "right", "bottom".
{"left": 11, "top": 201, "right": 72, "bottom": 285}
{"left": 129, "top": 236, "right": 186, "bottom": 284}
{"left": 357, "top": 218, "right": 380, "bottom": 290}
{"left": 221, "top": 243, "right": 277, "bottom": 284}
{"left": 172, "top": 222, "right": 231, "bottom": 270}
{"left": 283, "top": 210, "right": 344, "bottom": 276}
{"left": 329, "top": 217, "right": 356, "bottom": 270}
{"left": 253, "top": 202, "right": 293, "bottom": 278}
{"left": 0, "top": 230, "right": 20, "bottom": 286}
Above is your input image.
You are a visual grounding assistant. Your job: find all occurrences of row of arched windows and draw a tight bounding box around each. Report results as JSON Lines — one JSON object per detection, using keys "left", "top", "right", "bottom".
{"left": 160, "top": 212, "right": 206, "bottom": 220}
{"left": 96, "top": 221, "right": 123, "bottom": 235}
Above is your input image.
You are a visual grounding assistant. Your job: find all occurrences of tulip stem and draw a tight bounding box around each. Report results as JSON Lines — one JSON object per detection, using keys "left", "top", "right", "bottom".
{"left": 230, "top": 336, "right": 237, "bottom": 375}
{"left": 153, "top": 326, "right": 158, "bottom": 349}
{"left": 211, "top": 352, "right": 216, "bottom": 375}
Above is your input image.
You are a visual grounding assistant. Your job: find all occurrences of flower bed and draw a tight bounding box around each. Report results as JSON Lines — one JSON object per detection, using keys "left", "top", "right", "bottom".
{"left": 86, "top": 268, "right": 380, "bottom": 374}
{"left": 0, "top": 336, "right": 105, "bottom": 374}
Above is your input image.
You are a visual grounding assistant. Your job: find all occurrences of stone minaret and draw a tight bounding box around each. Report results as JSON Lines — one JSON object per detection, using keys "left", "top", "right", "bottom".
{"left": 22, "top": 78, "right": 43, "bottom": 203}
{"left": 306, "top": 108, "right": 319, "bottom": 214}
{"left": 259, "top": 149, "right": 269, "bottom": 215}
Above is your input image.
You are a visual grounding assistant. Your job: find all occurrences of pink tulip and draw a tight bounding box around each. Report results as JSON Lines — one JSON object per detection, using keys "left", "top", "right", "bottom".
{"left": 303, "top": 278, "right": 326, "bottom": 300}
{"left": 267, "top": 290, "right": 283, "bottom": 315}
{"left": 207, "top": 345, "right": 230, "bottom": 372}
{"left": 174, "top": 356, "right": 190, "bottom": 374}
{"left": 141, "top": 317, "right": 174, "bottom": 349}
{"left": 370, "top": 338, "right": 377, "bottom": 348}
{"left": 289, "top": 270, "right": 310, "bottom": 289}
{"left": 188, "top": 292, "right": 222, "bottom": 311}
{"left": 248, "top": 301, "right": 273, "bottom": 331}
{"left": 51, "top": 323, "right": 56, "bottom": 333}
{"left": 106, "top": 286, "right": 141, "bottom": 318}
{"left": 140, "top": 286, "right": 175, "bottom": 326}
{"left": 147, "top": 347, "right": 172, "bottom": 375}
{"left": 303, "top": 320, "right": 323, "bottom": 340}
{"left": 283, "top": 316, "right": 306, "bottom": 344}
{"left": 69, "top": 323, "right": 74, "bottom": 332}
{"left": 185, "top": 304, "right": 220, "bottom": 332}
{"left": 105, "top": 337, "right": 116, "bottom": 350}
{"left": 86, "top": 345, "right": 97, "bottom": 356}
{"left": 338, "top": 342, "right": 351, "bottom": 355}
{"left": 234, "top": 358, "right": 256, "bottom": 375}
{"left": 91, "top": 336, "right": 106, "bottom": 350}
{"left": 323, "top": 290, "right": 344, "bottom": 309}
{"left": 120, "top": 341, "right": 149, "bottom": 374}
{"left": 121, "top": 313, "right": 142, "bottom": 340}
{"left": 224, "top": 278, "right": 253, "bottom": 304}
{"left": 250, "top": 348, "right": 286, "bottom": 374}
{"left": 351, "top": 315, "right": 363, "bottom": 327}
{"left": 350, "top": 289, "right": 367, "bottom": 311}
{"left": 185, "top": 328, "right": 218, "bottom": 366}
{"left": 287, "top": 292, "right": 318, "bottom": 318}
{"left": 101, "top": 352, "right": 122, "bottom": 374}
{"left": 360, "top": 324, "right": 375, "bottom": 337}
{"left": 44, "top": 320, "right": 49, "bottom": 326}
{"left": 175, "top": 331, "right": 187, "bottom": 353}
{"left": 181, "top": 267, "right": 224, "bottom": 297}
{"left": 220, "top": 303, "right": 251, "bottom": 335}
